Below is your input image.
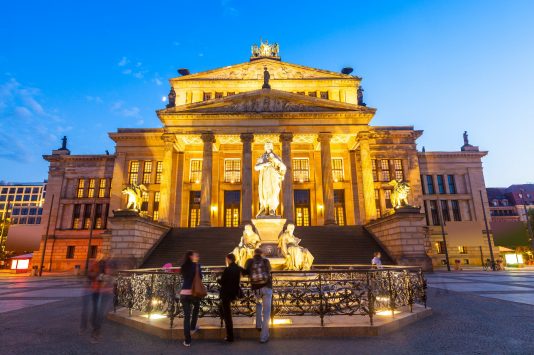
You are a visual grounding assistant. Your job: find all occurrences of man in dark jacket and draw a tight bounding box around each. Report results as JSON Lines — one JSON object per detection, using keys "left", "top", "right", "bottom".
{"left": 219, "top": 253, "right": 243, "bottom": 342}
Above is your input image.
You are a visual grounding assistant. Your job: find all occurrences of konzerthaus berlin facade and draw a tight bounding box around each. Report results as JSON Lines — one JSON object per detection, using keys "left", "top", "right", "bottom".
{"left": 34, "top": 43, "right": 495, "bottom": 271}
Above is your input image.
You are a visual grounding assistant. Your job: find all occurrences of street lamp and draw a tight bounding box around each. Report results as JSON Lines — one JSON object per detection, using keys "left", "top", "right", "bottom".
{"left": 479, "top": 190, "right": 496, "bottom": 271}
{"left": 518, "top": 189, "right": 534, "bottom": 251}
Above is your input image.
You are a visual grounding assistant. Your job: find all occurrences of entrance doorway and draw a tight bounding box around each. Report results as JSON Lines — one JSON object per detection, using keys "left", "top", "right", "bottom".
{"left": 188, "top": 191, "right": 200, "bottom": 227}
{"left": 224, "top": 190, "right": 240, "bottom": 227}
{"left": 334, "top": 189, "right": 346, "bottom": 226}
{"left": 294, "top": 189, "right": 310, "bottom": 226}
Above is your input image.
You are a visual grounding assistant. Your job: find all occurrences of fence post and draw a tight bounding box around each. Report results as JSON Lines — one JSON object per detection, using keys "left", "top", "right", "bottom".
{"left": 367, "top": 271, "right": 374, "bottom": 326}
{"left": 319, "top": 273, "right": 324, "bottom": 326}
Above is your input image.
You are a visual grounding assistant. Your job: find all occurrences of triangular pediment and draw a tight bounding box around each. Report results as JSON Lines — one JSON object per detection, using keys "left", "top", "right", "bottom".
{"left": 166, "top": 89, "right": 373, "bottom": 114}
{"left": 171, "top": 58, "right": 354, "bottom": 81}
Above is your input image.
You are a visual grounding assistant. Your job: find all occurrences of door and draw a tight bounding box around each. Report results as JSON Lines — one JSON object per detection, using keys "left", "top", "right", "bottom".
{"left": 188, "top": 191, "right": 201, "bottom": 228}
{"left": 224, "top": 190, "right": 240, "bottom": 227}
{"left": 334, "top": 189, "right": 346, "bottom": 226}
{"left": 294, "top": 189, "right": 310, "bottom": 226}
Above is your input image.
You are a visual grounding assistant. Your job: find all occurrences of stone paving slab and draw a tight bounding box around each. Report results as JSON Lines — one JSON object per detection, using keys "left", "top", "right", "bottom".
{"left": 3, "top": 288, "right": 90, "bottom": 299}
{"left": 0, "top": 299, "right": 61, "bottom": 313}
{"left": 475, "top": 293, "right": 534, "bottom": 306}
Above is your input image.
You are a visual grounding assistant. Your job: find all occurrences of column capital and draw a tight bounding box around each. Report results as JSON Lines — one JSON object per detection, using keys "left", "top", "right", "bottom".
{"left": 200, "top": 132, "right": 216, "bottom": 144}
{"left": 280, "top": 132, "right": 293, "bottom": 143}
{"left": 318, "top": 132, "right": 333, "bottom": 142}
{"left": 357, "top": 131, "right": 371, "bottom": 140}
{"left": 240, "top": 133, "right": 254, "bottom": 143}
{"left": 161, "top": 133, "right": 177, "bottom": 144}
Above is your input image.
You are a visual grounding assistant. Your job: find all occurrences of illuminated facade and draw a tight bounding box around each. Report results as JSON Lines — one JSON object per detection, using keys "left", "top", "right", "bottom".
{"left": 34, "top": 43, "right": 495, "bottom": 270}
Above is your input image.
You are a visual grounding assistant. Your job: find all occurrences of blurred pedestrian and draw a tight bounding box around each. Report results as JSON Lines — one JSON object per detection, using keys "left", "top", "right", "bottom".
{"left": 371, "top": 252, "right": 383, "bottom": 269}
{"left": 179, "top": 250, "right": 203, "bottom": 347}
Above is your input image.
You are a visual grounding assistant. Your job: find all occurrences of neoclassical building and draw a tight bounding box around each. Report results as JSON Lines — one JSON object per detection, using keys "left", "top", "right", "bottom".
{"left": 34, "top": 42, "right": 495, "bottom": 271}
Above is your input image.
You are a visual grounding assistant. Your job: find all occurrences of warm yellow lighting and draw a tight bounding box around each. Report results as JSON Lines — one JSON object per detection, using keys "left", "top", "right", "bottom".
{"left": 143, "top": 313, "right": 167, "bottom": 320}
{"left": 505, "top": 253, "right": 524, "bottom": 265}
{"left": 195, "top": 179, "right": 200, "bottom": 184}
{"left": 375, "top": 296, "right": 390, "bottom": 302}
{"left": 299, "top": 178, "right": 304, "bottom": 183}
{"left": 376, "top": 310, "right": 401, "bottom": 316}
{"left": 211, "top": 205, "right": 218, "bottom": 213}
{"left": 317, "top": 204, "right": 324, "bottom": 211}
{"left": 270, "top": 318, "right": 293, "bottom": 325}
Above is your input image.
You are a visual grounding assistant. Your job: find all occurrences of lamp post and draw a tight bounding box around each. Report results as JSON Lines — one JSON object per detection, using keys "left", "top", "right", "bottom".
{"left": 479, "top": 190, "right": 495, "bottom": 271}
{"left": 518, "top": 189, "right": 534, "bottom": 251}
{"left": 436, "top": 198, "right": 451, "bottom": 271}
{"left": 39, "top": 194, "right": 55, "bottom": 276}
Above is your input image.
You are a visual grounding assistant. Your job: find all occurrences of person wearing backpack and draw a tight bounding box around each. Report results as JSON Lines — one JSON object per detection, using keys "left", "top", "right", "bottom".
{"left": 179, "top": 250, "right": 204, "bottom": 347}
{"left": 244, "top": 248, "right": 272, "bottom": 343}
{"left": 218, "top": 253, "right": 244, "bottom": 342}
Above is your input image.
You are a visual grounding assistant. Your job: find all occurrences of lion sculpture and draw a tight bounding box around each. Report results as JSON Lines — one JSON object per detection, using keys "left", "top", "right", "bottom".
{"left": 388, "top": 180, "right": 410, "bottom": 209}
{"left": 122, "top": 184, "right": 148, "bottom": 210}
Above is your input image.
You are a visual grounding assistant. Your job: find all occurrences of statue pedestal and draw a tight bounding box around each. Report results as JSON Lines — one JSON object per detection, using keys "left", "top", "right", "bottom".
{"left": 252, "top": 217, "right": 286, "bottom": 243}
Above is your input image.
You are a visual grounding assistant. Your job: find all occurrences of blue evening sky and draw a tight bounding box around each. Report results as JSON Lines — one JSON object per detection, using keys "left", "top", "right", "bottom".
{"left": 1, "top": 0, "right": 533, "bottom": 186}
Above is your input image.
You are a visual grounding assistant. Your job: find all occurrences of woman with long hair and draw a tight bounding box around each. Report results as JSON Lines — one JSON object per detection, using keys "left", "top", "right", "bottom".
{"left": 180, "top": 250, "right": 201, "bottom": 347}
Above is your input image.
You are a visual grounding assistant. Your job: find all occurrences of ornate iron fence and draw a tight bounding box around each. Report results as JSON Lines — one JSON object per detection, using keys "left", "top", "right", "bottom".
{"left": 114, "top": 265, "right": 426, "bottom": 327}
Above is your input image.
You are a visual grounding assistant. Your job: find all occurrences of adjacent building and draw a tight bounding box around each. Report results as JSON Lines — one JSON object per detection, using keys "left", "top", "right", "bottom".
{"left": 33, "top": 41, "right": 495, "bottom": 271}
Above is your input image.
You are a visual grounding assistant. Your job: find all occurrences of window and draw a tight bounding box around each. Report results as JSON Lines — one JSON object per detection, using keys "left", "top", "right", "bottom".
{"left": 320, "top": 91, "right": 329, "bottom": 99}
{"left": 77, "top": 179, "right": 85, "bottom": 198}
{"left": 224, "top": 191, "right": 240, "bottom": 227}
{"left": 380, "top": 160, "right": 390, "bottom": 182}
{"left": 98, "top": 179, "right": 107, "bottom": 198}
{"left": 153, "top": 192, "right": 160, "bottom": 221}
{"left": 429, "top": 200, "right": 439, "bottom": 225}
{"left": 155, "top": 161, "right": 163, "bottom": 184}
{"left": 28, "top": 217, "right": 35, "bottom": 224}
{"left": 292, "top": 158, "right": 310, "bottom": 183}
{"left": 141, "top": 191, "right": 149, "bottom": 212}
{"left": 296, "top": 91, "right": 305, "bottom": 95}
{"left": 23, "top": 195, "right": 30, "bottom": 201}
{"left": 189, "top": 191, "right": 201, "bottom": 227}
{"left": 441, "top": 200, "right": 450, "bottom": 222}
{"left": 334, "top": 189, "right": 346, "bottom": 226}
{"left": 332, "top": 158, "right": 344, "bottom": 182}
{"left": 190, "top": 159, "right": 202, "bottom": 183}
{"left": 66, "top": 246, "right": 75, "bottom": 259}
{"left": 447, "top": 175, "right": 456, "bottom": 194}
{"left": 451, "top": 200, "right": 461, "bottom": 221}
{"left": 226, "top": 92, "right": 235, "bottom": 96}
{"left": 24, "top": 187, "right": 31, "bottom": 193}
{"left": 426, "top": 176, "right": 435, "bottom": 194}
{"left": 21, "top": 208, "right": 28, "bottom": 215}
{"left": 294, "top": 190, "right": 310, "bottom": 227}
{"left": 84, "top": 204, "right": 93, "bottom": 229}
{"left": 215, "top": 92, "right": 223, "bottom": 99}
{"left": 72, "top": 204, "right": 81, "bottom": 229}
{"left": 437, "top": 175, "right": 445, "bottom": 194}
{"left": 31, "top": 195, "right": 38, "bottom": 201}
{"left": 94, "top": 204, "right": 103, "bottom": 229}
{"left": 203, "top": 92, "right": 212, "bottom": 101}
{"left": 32, "top": 187, "right": 39, "bottom": 194}
{"left": 128, "top": 161, "right": 139, "bottom": 185}
{"left": 372, "top": 160, "right": 378, "bottom": 181}
{"left": 88, "top": 178, "right": 96, "bottom": 198}
{"left": 89, "top": 245, "right": 98, "bottom": 259}
{"left": 375, "top": 189, "right": 381, "bottom": 217}
{"left": 308, "top": 91, "right": 317, "bottom": 97}
{"left": 143, "top": 161, "right": 152, "bottom": 184}
{"left": 224, "top": 159, "right": 241, "bottom": 183}
{"left": 458, "top": 246, "right": 467, "bottom": 254}
{"left": 384, "top": 190, "right": 393, "bottom": 209}
{"left": 435, "top": 241, "right": 445, "bottom": 254}
{"left": 393, "top": 160, "right": 403, "bottom": 180}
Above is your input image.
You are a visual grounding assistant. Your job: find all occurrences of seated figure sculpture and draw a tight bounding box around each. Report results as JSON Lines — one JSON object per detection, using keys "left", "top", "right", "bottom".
{"left": 231, "top": 224, "right": 262, "bottom": 268}
{"left": 278, "top": 224, "right": 314, "bottom": 271}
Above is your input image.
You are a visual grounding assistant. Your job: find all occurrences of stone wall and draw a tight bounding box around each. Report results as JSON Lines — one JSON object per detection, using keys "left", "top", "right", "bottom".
{"left": 366, "top": 207, "right": 433, "bottom": 271}
{"left": 107, "top": 211, "right": 170, "bottom": 268}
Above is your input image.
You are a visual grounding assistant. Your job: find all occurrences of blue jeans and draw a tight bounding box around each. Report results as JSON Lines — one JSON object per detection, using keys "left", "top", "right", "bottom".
{"left": 180, "top": 295, "right": 200, "bottom": 344}
{"left": 254, "top": 287, "right": 272, "bottom": 342}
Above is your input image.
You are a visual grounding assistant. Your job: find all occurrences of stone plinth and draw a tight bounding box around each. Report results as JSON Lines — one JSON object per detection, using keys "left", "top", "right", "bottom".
{"left": 108, "top": 210, "right": 170, "bottom": 268}
{"left": 366, "top": 207, "right": 433, "bottom": 271}
{"left": 251, "top": 217, "right": 286, "bottom": 243}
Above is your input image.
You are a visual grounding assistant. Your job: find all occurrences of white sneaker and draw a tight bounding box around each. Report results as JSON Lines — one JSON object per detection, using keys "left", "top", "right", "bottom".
{"left": 183, "top": 341, "right": 191, "bottom": 347}
{"left": 191, "top": 326, "right": 200, "bottom": 334}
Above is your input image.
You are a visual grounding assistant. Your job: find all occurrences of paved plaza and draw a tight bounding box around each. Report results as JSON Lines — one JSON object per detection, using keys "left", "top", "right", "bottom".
{"left": 0, "top": 270, "right": 533, "bottom": 354}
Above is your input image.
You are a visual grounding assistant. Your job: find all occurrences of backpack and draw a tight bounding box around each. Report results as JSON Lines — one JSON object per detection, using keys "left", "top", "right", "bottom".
{"left": 250, "top": 258, "right": 269, "bottom": 286}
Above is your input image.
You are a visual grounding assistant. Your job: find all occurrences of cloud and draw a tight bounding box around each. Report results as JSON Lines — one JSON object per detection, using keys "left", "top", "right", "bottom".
{"left": 118, "top": 57, "right": 129, "bottom": 67}
{"left": 198, "top": 53, "right": 204, "bottom": 57}
{"left": 110, "top": 100, "right": 141, "bottom": 118}
{"left": 118, "top": 56, "right": 148, "bottom": 80}
{"left": 0, "top": 76, "right": 67, "bottom": 163}
{"left": 173, "top": 41, "right": 181, "bottom": 47}
{"left": 221, "top": 0, "right": 239, "bottom": 16}
{"left": 85, "top": 95, "right": 103, "bottom": 104}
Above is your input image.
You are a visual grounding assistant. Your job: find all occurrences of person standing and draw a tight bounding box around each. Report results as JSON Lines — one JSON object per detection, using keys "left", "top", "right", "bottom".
{"left": 180, "top": 250, "right": 202, "bottom": 347}
{"left": 218, "top": 253, "right": 243, "bottom": 342}
{"left": 371, "top": 252, "right": 383, "bottom": 269}
{"left": 244, "top": 248, "right": 272, "bottom": 343}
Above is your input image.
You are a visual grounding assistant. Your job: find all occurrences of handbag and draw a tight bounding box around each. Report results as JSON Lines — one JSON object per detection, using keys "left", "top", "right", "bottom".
{"left": 191, "top": 265, "right": 208, "bottom": 298}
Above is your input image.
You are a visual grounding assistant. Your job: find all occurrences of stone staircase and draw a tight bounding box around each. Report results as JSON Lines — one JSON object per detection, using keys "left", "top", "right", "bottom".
{"left": 142, "top": 225, "right": 393, "bottom": 268}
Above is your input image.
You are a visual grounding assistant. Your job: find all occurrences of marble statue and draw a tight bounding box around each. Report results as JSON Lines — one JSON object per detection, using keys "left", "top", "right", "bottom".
{"left": 357, "top": 86, "right": 366, "bottom": 106}
{"left": 122, "top": 184, "right": 148, "bottom": 210}
{"left": 231, "top": 224, "right": 262, "bottom": 267}
{"left": 61, "top": 136, "right": 68, "bottom": 150}
{"left": 251, "top": 39, "right": 280, "bottom": 58}
{"left": 463, "top": 131, "right": 469, "bottom": 146}
{"left": 278, "top": 224, "right": 314, "bottom": 271}
{"left": 166, "top": 87, "right": 176, "bottom": 108}
{"left": 388, "top": 180, "right": 411, "bottom": 209}
{"left": 255, "top": 142, "right": 287, "bottom": 216}
{"left": 262, "top": 66, "right": 271, "bottom": 89}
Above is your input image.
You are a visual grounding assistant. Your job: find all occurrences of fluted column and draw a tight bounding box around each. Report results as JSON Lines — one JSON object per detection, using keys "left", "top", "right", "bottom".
{"left": 240, "top": 133, "right": 254, "bottom": 225}
{"left": 199, "top": 132, "right": 215, "bottom": 227}
{"left": 359, "top": 132, "right": 378, "bottom": 222}
{"left": 158, "top": 134, "right": 176, "bottom": 224}
{"left": 318, "top": 132, "right": 336, "bottom": 225}
{"left": 280, "top": 133, "right": 294, "bottom": 223}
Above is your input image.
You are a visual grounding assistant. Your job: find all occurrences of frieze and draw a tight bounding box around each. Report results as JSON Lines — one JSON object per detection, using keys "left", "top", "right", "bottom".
{"left": 188, "top": 96, "right": 339, "bottom": 113}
